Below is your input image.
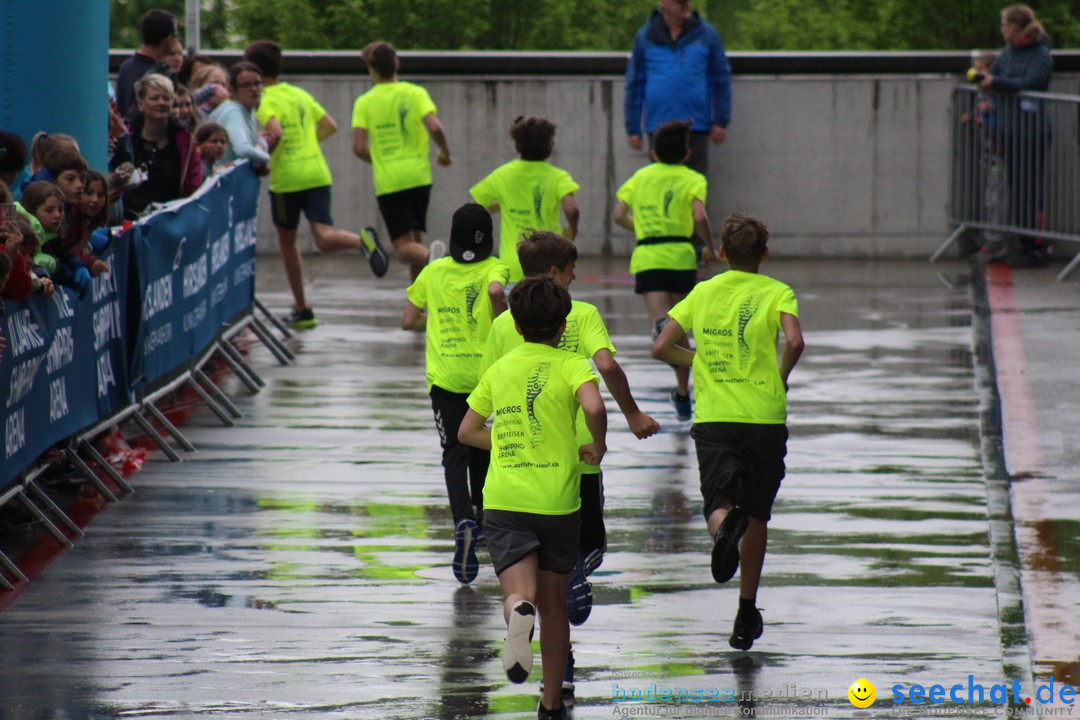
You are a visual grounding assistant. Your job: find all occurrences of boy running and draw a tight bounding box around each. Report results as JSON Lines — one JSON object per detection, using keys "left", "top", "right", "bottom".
{"left": 652, "top": 213, "right": 804, "bottom": 651}
{"left": 401, "top": 203, "right": 509, "bottom": 584}
{"left": 353, "top": 40, "right": 451, "bottom": 282}
{"left": 459, "top": 277, "right": 607, "bottom": 720}
{"left": 244, "top": 40, "right": 387, "bottom": 330}
{"left": 469, "top": 116, "right": 580, "bottom": 283}
{"left": 613, "top": 119, "right": 717, "bottom": 421}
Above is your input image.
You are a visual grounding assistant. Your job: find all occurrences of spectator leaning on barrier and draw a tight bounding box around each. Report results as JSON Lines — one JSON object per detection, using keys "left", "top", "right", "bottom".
{"left": 115, "top": 8, "right": 180, "bottom": 118}
{"left": 208, "top": 62, "right": 271, "bottom": 171}
{"left": 113, "top": 73, "right": 203, "bottom": 221}
{"left": 978, "top": 3, "right": 1053, "bottom": 267}
{"left": 624, "top": 0, "right": 732, "bottom": 172}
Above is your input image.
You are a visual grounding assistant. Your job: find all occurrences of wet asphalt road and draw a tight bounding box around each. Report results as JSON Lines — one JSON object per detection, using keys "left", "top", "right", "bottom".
{"left": 0, "top": 255, "right": 1060, "bottom": 719}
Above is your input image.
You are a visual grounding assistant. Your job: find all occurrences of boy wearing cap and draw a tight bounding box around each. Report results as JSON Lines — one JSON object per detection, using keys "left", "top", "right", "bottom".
{"left": 401, "top": 203, "right": 510, "bottom": 584}
{"left": 353, "top": 40, "right": 451, "bottom": 282}
{"left": 459, "top": 277, "right": 607, "bottom": 720}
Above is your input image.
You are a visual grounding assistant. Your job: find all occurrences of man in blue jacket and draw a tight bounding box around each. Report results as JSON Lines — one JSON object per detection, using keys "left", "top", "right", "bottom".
{"left": 624, "top": 0, "right": 732, "bottom": 177}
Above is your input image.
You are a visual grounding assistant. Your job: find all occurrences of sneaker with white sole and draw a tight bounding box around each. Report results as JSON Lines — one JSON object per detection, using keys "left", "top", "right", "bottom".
{"left": 452, "top": 518, "right": 479, "bottom": 584}
{"left": 566, "top": 561, "right": 593, "bottom": 626}
{"left": 360, "top": 226, "right": 389, "bottom": 278}
{"left": 503, "top": 600, "right": 535, "bottom": 683}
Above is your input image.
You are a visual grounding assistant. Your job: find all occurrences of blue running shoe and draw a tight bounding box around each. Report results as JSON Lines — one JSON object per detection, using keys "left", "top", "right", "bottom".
{"left": 566, "top": 561, "right": 593, "bottom": 626}
{"left": 670, "top": 389, "right": 692, "bottom": 421}
{"left": 582, "top": 547, "right": 604, "bottom": 576}
{"left": 453, "top": 518, "right": 479, "bottom": 584}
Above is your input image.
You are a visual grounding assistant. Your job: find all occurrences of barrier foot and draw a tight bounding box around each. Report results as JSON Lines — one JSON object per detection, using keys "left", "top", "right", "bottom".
{"left": 249, "top": 317, "right": 294, "bottom": 365}
{"left": 130, "top": 409, "right": 183, "bottom": 461}
{"left": 64, "top": 448, "right": 118, "bottom": 502}
{"left": 1056, "top": 250, "right": 1080, "bottom": 282}
{"left": 0, "top": 548, "right": 27, "bottom": 586}
{"left": 930, "top": 224, "right": 969, "bottom": 264}
{"left": 218, "top": 341, "right": 264, "bottom": 392}
{"left": 79, "top": 440, "right": 134, "bottom": 495}
{"left": 25, "top": 479, "right": 84, "bottom": 538}
{"left": 187, "top": 372, "right": 236, "bottom": 426}
{"left": 254, "top": 297, "right": 293, "bottom": 340}
{"left": 143, "top": 404, "right": 197, "bottom": 453}
{"left": 16, "top": 491, "right": 73, "bottom": 548}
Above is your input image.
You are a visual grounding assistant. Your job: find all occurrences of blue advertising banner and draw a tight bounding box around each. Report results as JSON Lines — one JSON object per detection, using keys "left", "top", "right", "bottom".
{"left": 130, "top": 164, "right": 259, "bottom": 389}
{"left": 1, "top": 163, "right": 260, "bottom": 491}
{"left": 2, "top": 237, "right": 131, "bottom": 490}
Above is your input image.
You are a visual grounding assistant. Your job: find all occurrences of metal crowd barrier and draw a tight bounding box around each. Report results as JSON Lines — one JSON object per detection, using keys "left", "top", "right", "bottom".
{"left": 932, "top": 86, "right": 1080, "bottom": 280}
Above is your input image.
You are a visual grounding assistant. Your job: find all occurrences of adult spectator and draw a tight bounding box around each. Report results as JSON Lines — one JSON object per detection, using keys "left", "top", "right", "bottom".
{"left": 115, "top": 9, "right": 179, "bottom": 118}
{"left": 624, "top": 0, "right": 732, "bottom": 177}
{"left": 208, "top": 62, "right": 270, "bottom": 168}
{"left": 978, "top": 3, "right": 1053, "bottom": 266}
{"left": 113, "top": 74, "right": 202, "bottom": 220}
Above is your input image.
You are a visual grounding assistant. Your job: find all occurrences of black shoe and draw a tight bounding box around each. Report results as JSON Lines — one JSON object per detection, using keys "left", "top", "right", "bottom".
{"left": 280, "top": 307, "right": 317, "bottom": 329}
{"left": 711, "top": 507, "right": 748, "bottom": 583}
{"left": 361, "top": 226, "right": 389, "bottom": 278}
{"left": 729, "top": 605, "right": 764, "bottom": 651}
{"left": 537, "top": 699, "right": 567, "bottom": 720}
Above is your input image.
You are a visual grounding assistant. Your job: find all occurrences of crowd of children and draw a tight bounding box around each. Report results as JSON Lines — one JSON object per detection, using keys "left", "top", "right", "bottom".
{"left": 3, "top": 16, "right": 810, "bottom": 720}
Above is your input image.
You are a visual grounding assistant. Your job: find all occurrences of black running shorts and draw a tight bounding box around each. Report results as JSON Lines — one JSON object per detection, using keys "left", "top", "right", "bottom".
{"left": 484, "top": 509, "right": 580, "bottom": 575}
{"left": 376, "top": 184, "right": 431, "bottom": 240}
{"left": 269, "top": 185, "right": 333, "bottom": 230}
{"left": 692, "top": 422, "right": 788, "bottom": 522}
{"left": 634, "top": 269, "right": 697, "bottom": 295}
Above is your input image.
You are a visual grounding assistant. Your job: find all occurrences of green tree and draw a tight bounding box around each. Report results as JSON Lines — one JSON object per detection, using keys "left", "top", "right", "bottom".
{"left": 111, "top": 0, "right": 230, "bottom": 50}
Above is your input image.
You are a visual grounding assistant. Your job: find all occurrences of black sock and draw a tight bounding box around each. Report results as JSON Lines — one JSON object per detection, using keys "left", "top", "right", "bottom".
{"left": 739, "top": 596, "right": 757, "bottom": 614}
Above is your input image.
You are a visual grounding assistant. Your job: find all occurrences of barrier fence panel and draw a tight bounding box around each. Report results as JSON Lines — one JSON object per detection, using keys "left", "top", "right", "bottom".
{"left": 936, "top": 86, "right": 1080, "bottom": 280}
{"left": 1, "top": 163, "right": 262, "bottom": 495}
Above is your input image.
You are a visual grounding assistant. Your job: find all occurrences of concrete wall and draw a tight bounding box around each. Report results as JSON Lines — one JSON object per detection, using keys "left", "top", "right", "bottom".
{"left": 254, "top": 72, "right": 1079, "bottom": 258}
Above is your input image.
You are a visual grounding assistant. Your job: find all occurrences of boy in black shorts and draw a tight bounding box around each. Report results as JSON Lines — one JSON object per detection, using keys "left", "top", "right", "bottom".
{"left": 613, "top": 120, "right": 717, "bottom": 421}
{"left": 652, "top": 213, "right": 804, "bottom": 651}
{"left": 459, "top": 278, "right": 607, "bottom": 720}
{"left": 352, "top": 41, "right": 451, "bottom": 281}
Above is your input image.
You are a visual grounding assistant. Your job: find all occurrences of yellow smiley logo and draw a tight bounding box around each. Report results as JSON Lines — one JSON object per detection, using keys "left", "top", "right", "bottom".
{"left": 848, "top": 678, "right": 876, "bottom": 708}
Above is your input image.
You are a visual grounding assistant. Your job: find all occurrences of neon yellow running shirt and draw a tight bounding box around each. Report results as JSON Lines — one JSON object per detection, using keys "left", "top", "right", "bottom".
{"left": 468, "top": 342, "right": 598, "bottom": 514}
{"left": 469, "top": 160, "right": 580, "bottom": 282}
{"left": 668, "top": 270, "right": 798, "bottom": 424}
{"left": 479, "top": 300, "right": 614, "bottom": 474}
{"left": 351, "top": 81, "right": 437, "bottom": 196}
{"left": 255, "top": 82, "right": 333, "bottom": 193}
{"left": 616, "top": 162, "right": 706, "bottom": 274}
{"left": 406, "top": 256, "right": 510, "bottom": 394}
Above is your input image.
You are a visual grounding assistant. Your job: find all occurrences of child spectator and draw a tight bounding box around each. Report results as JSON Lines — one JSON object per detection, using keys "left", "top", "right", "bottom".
{"left": 245, "top": 39, "right": 385, "bottom": 329}
{"left": 174, "top": 85, "right": 201, "bottom": 131}
{"left": 189, "top": 64, "right": 230, "bottom": 116}
{"left": 478, "top": 230, "right": 659, "bottom": 696}
{"left": 21, "top": 133, "right": 80, "bottom": 196}
{"left": 80, "top": 171, "right": 113, "bottom": 255}
{"left": 613, "top": 119, "right": 717, "bottom": 422}
{"left": 45, "top": 149, "right": 88, "bottom": 206}
{"left": 458, "top": 277, "right": 607, "bottom": 720}
{"left": 1, "top": 218, "right": 33, "bottom": 303}
{"left": 400, "top": 203, "right": 510, "bottom": 584}
{"left": 352, "top": 40, "right": 449, "bottom": 282}
{"left": 21, "top": 181, "right": 106, "bottom": 297}
{"left": 11, "top": 216, "right": 55, "bottom": 298}
{"left": 469, "top": 116, "right": 580, "bottom": 283}
{"left": 652, "top": 213, "right": 804, "bottom": 651}
{"left": 195, "top": 122, "right": 228, "bottom": 179}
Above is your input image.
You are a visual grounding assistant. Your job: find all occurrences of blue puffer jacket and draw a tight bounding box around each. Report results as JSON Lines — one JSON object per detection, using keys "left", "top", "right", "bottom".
{"left": 624, "top": 10, "right": 732, "bottom": 137}
{"left": 990, "top": 32, "right": 1052, "bottom": 94}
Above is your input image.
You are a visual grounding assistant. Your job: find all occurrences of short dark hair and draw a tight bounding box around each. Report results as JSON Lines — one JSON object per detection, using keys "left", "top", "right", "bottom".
{"left": 721, "top": 213, "right": 769, "bottom": 266}
{"left": 518, "top": 231, "right": 577, "bottom": 278}
{"left": 0, "top": 132, "right": 27, "bottom": 176}
{"left": 178, "top": 54, "right": 213, "bottom": 86}
{"left": 195, "top": 121, "right": 226, "bottom": 144}
{"left": 245, "top": 40, "right": 283, "bottom": 79}
{"left": 140, "top": 9, "right": 178, "bottom": 47}
{"left": 228, "top": 61, "right": 263, "bottom": 89}
{"left": 44, "top": 149, "right": 87, "bottom": 178}
{"left": 653, "top": 120, "right": 691, "bottom": 164}
{"left": 510, "top": 116, "right": 556, "bottom": 161}
{"left": 509, "top": 277, "right": 572, "bottom": 343}
{"left": 363, "top": 41, "right": 397, "bottom": 79}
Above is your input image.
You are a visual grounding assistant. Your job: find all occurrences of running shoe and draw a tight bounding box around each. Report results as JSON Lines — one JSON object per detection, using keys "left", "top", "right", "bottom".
{"left": 729, "top": 604, "right": 764, "bottom": 651}
{"left": 428, "top": 239, "right": 447, "bottom": 263}
{"left": 566, "top": 561, "right": 593, "bottom": 626}
{"left": 452, "top": 518, "right": 480, "bottom": 584}
{"left": 503, "top": 600, "right": 535, "bottom": 683}
{"left": 582, "top": 547, "right": 605, "bottom": 576}
{"left": 360, "top": 226, "right": 389, "bottom": 278}
{"left": 537, "top": 698, "right": 567, "bottom": 720}
{"left": 280, "top": 307, "right": 317, "bottom": 330}
{"left": 711, "top": 507, "right": 748, "bottom": 584}
{"left": 473, "top": 523, "right": 486, "bottom": 548}
{"left": 669, "top": 389, "right": 692, "bottom": 422}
